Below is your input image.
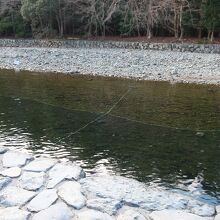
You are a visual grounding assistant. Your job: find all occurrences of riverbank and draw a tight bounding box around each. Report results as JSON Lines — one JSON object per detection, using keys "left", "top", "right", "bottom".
{"left": 0, "top": 46, "right": 220, "bottom": 85}
{"left": 0, "top": 147, "right": 219, "bottom": 220}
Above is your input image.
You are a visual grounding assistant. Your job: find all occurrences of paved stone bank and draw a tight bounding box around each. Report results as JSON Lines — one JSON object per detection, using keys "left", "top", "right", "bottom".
{"left": 0, "top": 147, "right": 219, "bottom": 220}
{"left": 0, "top": 39, "right": 220, "bottom": 54}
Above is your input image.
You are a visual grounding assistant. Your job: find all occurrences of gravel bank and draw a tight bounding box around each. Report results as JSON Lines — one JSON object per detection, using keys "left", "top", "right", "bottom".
{"left": 0, "top": 47, "right": 220, "bottom": 85}
{"left": 0, "top": 147, "right": 219, "bottom": 220}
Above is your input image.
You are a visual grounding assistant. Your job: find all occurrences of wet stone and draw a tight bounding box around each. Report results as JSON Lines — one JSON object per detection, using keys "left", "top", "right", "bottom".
{"left": 0, "top": 186, "right": 36, "bottom": 207}
{"left": 58, "top": 181, "right": 86, "bottom": 210}
{"left": 87, "top": 198, "right": 123, "bottom": 216}
{"left": 23, "top": 158, "right": 57, "bottom": 172}
{"left": 3, "top": 151, "right": 33, "bottom": 168}
{"left": 149, "top": 210, "right": 210, "bottom": 220}
{"left": 47, "top": 163, "right": 85, "bottom": 188}
{"left": 19, "top": 171, "right": 45, "bottom": 191}
{"left": 0, "top": 206, "right": 31, "bottom": 220}
{"left": 32, "top": 202, "right": 74, "bottom": 220}
{"left": 76, "top": 209, "right": 114, "bottom": 220}
{"left": 27, "top": 189, "right": 58, "bottom": 212}
{"left": 0, "top": 177, "right": 11, "bottom": 190}
{"left": 0, "top": 167, "right": 22, "bottom": 178}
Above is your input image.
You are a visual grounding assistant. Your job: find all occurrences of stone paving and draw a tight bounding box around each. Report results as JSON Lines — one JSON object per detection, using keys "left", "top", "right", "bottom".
{"left": 0, "top": 147, "right": 219, "bottom": 220}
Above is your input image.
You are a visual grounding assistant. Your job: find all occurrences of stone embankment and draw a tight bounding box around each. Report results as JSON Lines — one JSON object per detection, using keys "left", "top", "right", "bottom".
{"left": 0, "top": 39, "right": 220, "bottom": 54}
{"left": 0, "top": 45, "right": 220, "bottom": 85}
{"left": 0, "top": 147, "right": 220, "bottom": 220}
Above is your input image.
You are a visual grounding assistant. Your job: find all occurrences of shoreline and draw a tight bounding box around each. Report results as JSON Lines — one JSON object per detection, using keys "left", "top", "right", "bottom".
{"left": 0, "top": 46, "right": 220, "bottom": 85}
{"left": 0, "top": 147, "right": 219, "bottom": 220}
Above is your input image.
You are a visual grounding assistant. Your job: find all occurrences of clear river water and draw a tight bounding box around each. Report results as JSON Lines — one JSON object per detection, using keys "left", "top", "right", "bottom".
{"left": 0, "top": 69, "right": 220, "bottom": 204}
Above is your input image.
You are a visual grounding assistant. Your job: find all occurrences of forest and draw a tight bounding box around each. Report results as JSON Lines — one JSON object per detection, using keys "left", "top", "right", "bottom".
{"left": 0, "top": 0, "right": 220, "bottom": 42}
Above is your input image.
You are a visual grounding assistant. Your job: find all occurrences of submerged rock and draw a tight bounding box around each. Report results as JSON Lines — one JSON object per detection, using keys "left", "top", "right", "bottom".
{"left": 2, "top": 151, "right": 33, "bottom": 168}
{"left": 27, "top": 189, "right": 58, "bottom": 212}
{"left": 32, "top": 202, "right": 74, "bottom": 220}
{"left": 0, "top": 186, "right": 36, "bottom": 207}
{"left": 0, "top": 206, "right": 31, "bottom": 220}
{"left": 47, "top": 163, "right": 85, "bottom": 188}
{"left": 58, "top": 181, "right": 86, "bottom": 209}
{"left": 0, "top": 167, "right": 22, "bottom": 178}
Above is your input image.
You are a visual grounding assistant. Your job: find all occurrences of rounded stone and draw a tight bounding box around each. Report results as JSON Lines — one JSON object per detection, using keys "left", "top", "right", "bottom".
{"left": 76, "top": 209, "right": 114, "bottom": 220}
{"left": 0, "top": 206, "right": 31, "bottom": 220}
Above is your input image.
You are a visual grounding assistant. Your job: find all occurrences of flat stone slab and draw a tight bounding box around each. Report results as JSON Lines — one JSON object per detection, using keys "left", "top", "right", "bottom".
{"left": 23, "top": 158, "right": 57, "bottom": 172}
{"left": 47, "top": 163, "right": 85, "bottom": 188}
{"left": 19, "top": 171, "right": 45, "bottom": 191}
{"left": 0, "top": 167, "right": 22, "bottom": 178}
{"left": 0, "top": 206, "right": 31, "bottom": 220}
{"left": 0, "top": 177, "right": 11, "bottom": 190}
{"left": 27, "top": 189, "right": 58, "bottom": 212}
{"left": 0, "top": 186, "right": 36, "bottom": 207}
{"left": 76, "top": 209, "right": 114, "bottom": 220}
{"left": 149, "top": 210, "right": 212, "bottom": 220}
{"left": 58, "top": 181, "right": 86, "bottom": 210}
{"left": 32, "top": 202, "right": 74, "bottom": 220}
{"left": 2, "top": 151, "right": 33, "bottom": 168}
{"left": 87, "top": 198, "right": 123, "bottom": 215}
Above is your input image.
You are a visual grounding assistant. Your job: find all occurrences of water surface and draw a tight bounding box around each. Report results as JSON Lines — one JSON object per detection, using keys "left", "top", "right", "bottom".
{"left": 0, "top": 69, "right": 220, "bottom": 204}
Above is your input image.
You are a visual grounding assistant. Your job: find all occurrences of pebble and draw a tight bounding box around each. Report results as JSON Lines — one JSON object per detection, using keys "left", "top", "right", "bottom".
{"left": 0, "top": 177, "right": 11, "bottom": 190}
{"left": 76, "top": 209, "right": 114, "bottom": 220}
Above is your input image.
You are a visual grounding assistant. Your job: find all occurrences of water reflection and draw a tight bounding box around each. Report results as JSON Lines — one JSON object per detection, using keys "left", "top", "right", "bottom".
{"left": 0, "top": 69, "right": 220, "bottom": 204}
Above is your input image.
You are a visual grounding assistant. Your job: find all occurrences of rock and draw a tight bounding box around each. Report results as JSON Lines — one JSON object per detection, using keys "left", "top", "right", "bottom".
{"left": 0, "top": 206, "right": 31, "bottom": 220}
{"left": 189, "top": 200, "right": 215, "bottom": 217}
{"left": 80, "top": 176, "right": 190, "bottom": 211}
{"left": 27, "top": 189, "right": 58, "bottom": 212}
{"left": 76, "top": 209, "right": 114, "bottom": 220}
{"left": 87, "top": 198, "right": 123, "bottom": 215}
{"left": 216, "top": 206, "right": 220, "bottom": 214}
{"left": 58, "top": 181, "right": 86, "bottom": 210}
{"left": 117, "top": 207, "right": 151, "bottom": 220}
{"left": 3, "top": 151, "right": 33, "bottom": 168}
{"left": 19, "top": 171, "right": 45, "bottom": 191}
{"left": 149, "top": 210, "right": 210, "bottom": 220}
{"left": 47, "top": 163, "right": 85, "bottom": 188}
{"left": 0, "top": 186, "right": 36, "bottom": 207}
{"left": 23, "top": 158, "right": 57, "bottom": 172}
{"left": 0, "top": 177, "right": 11, "bottom": 190}
{"left": 215, "top": 214, "right": 220, "bottom": 220}
{"left": 0, "top": 167, "right": 22, "bottom": 178}
{"left": 0, "top": 147, "right": 8, "bottom": 154}
{"left": 32, "top": 202, "right": 74, "bottom": 220}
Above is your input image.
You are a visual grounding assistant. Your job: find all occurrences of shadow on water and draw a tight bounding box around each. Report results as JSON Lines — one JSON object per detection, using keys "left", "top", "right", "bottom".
{"left": 0, "top": 69, "right": 220, "bottom": 204}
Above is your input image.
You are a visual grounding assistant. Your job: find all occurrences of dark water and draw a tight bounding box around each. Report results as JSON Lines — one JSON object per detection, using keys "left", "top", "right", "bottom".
{"left": 0, "top": 69, "right": 220, "bottom": 204}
